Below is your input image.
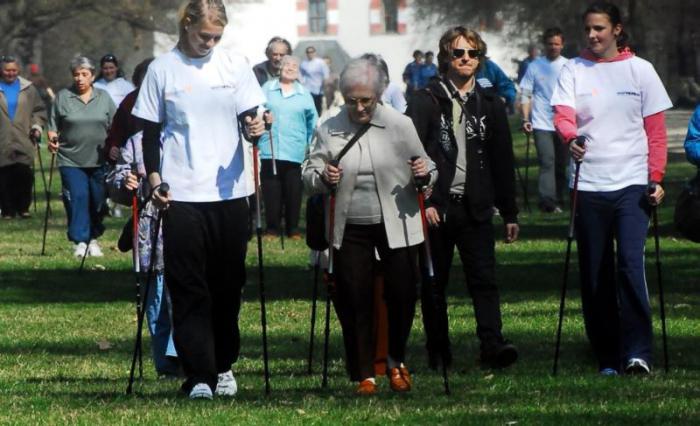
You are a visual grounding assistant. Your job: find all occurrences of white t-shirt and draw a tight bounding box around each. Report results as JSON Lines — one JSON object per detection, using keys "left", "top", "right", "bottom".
{"left": 519, "top": 55, "right": 567, "bottom": 131}
{"left": 550, "top": 56, "right": 672, "bottom": 192}
{"left": 132, "top": 47, "right": 265, "bottom": 202}
{"left": 94, "top": 77, "right": 135, "bottom": 108}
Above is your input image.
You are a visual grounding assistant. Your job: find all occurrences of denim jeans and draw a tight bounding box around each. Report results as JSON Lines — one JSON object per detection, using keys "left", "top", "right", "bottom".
{"left": 145, "top": 273, "right": 179, "bottom": 375}
{"left": 533, "top": 130, "right": 568, "bottom": 209}
{"left": 59, "top": 166, "right": 106, "bottom": 243}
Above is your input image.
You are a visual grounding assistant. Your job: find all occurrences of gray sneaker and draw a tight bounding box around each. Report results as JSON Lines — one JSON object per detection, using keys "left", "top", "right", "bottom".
{"left": 189, "top": 383, "right": 213, "bottom": 400}
{"left": 215, "top": 370, "right": 238, "bottom": 396}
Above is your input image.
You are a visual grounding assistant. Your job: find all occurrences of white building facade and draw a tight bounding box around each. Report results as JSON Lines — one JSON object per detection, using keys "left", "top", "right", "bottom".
{"left": 155, "top": 0, "right": 521, "bottom": 85}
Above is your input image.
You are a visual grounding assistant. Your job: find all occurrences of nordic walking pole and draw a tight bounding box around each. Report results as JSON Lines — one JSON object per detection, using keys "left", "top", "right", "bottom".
{"left": 411, "top": 156, "right": 450, "bottom": 395}
{"left": 31, "top": 131, "right": 45, "bottom": 213}
{"left": 321, "top": 269, "right": 332, "bottom": 388}
{"left": 522, "top": 132, "right": 532, "bottom": 212}
{"left": 322, "top": 159, "right": 340, "bottom": 388}
{"left": 553, "top": 136, "right": 586, "bottom": 376}
{"left": 129, "top": 162, "right": 144, "bottom": 378}
{"left": 253, "top": 134, "right": 272, "bottom": 395}
{"left": 307, "top": 250, "right": 320, "bottom": 374}
{"left": 648, "top": 182, "right": 669, "bottom": 373}
{"left": 126, "top": 182, "right": 169, "bottom": 395}
{"left": 78, "top": 237, "right": 90, "bottom": 273}
{"left": 41, "top": 138, "right": 58, "bottom": 256}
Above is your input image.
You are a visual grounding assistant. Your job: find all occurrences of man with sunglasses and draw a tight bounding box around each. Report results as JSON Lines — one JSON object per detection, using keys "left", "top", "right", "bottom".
{"left": 406, "top": 27, "right": 519, "bottom": 370}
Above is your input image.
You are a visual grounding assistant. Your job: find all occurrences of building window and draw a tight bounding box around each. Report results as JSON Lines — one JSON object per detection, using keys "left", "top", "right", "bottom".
{"left": 309, "top": 0, "right": 327, "bottom": 34}
{"left": 382, "top": 0, "right": 398, "bottom": 33}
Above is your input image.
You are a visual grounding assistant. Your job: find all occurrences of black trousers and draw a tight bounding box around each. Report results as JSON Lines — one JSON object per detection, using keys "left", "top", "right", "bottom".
{"left": 162, "top": 198, "right": 249, "bottom": 392}
{"left": 0, "top": 163, "right": 33, "bottom": 217}
{"left": 333, "top": 223, "right": 419, "bottom": 381}
{"left": 261, "top": 159, "right": 302, "bottom": 235}
{"left": 421, "top": 199, "right": 504, "bottom": 355}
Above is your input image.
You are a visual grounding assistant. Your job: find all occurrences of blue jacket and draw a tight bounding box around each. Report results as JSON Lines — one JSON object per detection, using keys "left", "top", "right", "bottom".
{"left": 259, "top": 79, "right": 318, "bottom": 164}
{"left": 685, "top": 105, "right": 700, "bottom": 166}
{"left": 476, "top": 59, "right": 517, "bottom": 106}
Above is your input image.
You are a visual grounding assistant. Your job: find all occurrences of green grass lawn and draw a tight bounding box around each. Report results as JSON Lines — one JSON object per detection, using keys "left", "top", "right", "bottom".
{"left": 0, "top": 133, "right": 698, "bottom": 425}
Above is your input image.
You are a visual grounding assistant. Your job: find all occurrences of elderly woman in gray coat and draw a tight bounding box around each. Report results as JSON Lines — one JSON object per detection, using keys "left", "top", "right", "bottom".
{"left": 303, "top": 58, "right": 436, "bottom": 395}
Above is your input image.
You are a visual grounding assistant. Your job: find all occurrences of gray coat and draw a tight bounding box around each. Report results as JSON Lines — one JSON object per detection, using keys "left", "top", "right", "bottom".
{"left": 0, "top": 76, "right": 46, "bottom": 168}
{"left": 302, "top": 104, "right": 436, "bottom": 249}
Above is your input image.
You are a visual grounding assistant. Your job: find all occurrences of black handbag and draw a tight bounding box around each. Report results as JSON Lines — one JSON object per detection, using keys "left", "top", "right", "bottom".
{"left": 305, "top": 123, "right": 371, "bottom": 250}
{"left": 674, "top": 170, "right": 700, "bottom": 243}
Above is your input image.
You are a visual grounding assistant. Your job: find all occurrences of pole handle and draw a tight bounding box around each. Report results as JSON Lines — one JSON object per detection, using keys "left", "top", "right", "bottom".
{"left": 410, "top": 155, "right": 430, "bottom": 189}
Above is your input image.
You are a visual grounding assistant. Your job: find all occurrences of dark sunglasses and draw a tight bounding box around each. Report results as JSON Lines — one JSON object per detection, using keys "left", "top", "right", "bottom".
{"left": 451, "top": 48, "right": 481, "bottom": 59}
{"left": 1, "top": 55, "right": 17, "bottom": 63}
{"left": 345, "top": 96, "right": 376, "bottom": 108}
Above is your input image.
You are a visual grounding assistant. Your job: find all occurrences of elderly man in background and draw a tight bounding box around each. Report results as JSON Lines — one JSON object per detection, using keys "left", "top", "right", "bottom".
{"left": 0, "top": 55, "right": 47, "bottom": 219}
{"left": 253, "top": 36, "right": 292, "bottom": 86}
{"left": 300, "top": 45, "right": 329, "bottom": 115}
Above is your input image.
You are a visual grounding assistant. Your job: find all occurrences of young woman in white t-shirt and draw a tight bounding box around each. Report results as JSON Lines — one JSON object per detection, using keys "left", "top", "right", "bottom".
{"left": 132, "top": 0, "right": 267, "bottom": 400}
{"left": 551, "top": 1, "right": 672, "bottom": 376}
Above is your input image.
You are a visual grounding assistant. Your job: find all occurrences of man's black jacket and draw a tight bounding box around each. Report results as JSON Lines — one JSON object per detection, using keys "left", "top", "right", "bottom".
{"left": 406, "top": 77, "right": 518, "bottom": 224}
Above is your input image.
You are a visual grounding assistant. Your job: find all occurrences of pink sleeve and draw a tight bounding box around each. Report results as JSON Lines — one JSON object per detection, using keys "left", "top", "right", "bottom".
{"left": 645, "top": 111, "right": 667, "bottom": 183}
{"left": 553, "top": 105, "right": 577, "bottom": 144}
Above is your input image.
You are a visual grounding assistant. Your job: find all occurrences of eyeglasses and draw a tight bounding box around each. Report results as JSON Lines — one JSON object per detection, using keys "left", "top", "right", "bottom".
{"left": 1, "top": 55, "right": 17, "bottom": 63}
{"left": 451, "top": 48, "right": 481, "bottom": 60}
{"left": 345, "top": 96, "right": 376, "bottom": 108}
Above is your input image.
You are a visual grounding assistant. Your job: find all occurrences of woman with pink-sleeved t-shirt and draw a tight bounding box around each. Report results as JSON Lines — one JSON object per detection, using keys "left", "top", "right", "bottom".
{"left": 551, "top": 1, "right": 672, "bottom": 376}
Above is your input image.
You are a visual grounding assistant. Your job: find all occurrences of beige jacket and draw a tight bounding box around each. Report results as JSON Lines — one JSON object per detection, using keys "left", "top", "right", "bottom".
{"left": 303, "top": 104, "right": 436, "bottom": 249}
{"left": 0, "top": 76, "right": 46, "bottom": 167}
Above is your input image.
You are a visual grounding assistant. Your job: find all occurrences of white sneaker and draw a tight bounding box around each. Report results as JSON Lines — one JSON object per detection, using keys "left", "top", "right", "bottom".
{"left": 215, "top": 370, "right": 238, "bottom": 396}
{"left": 189, "top": 383, "right": 213, "bottom": 400}
{"left": 625, "top": 358, "right": 650, "bottom": 375}
{"left": 73, "top": 242, "right": 88, "bottom": 258}
{"left": 88, "top": 240, "right": 103, "bottom": 257}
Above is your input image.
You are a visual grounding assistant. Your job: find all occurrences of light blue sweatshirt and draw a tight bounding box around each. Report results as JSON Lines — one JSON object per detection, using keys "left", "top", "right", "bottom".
{"left": 259, "top": 79, "right": 318, "bottom": 164}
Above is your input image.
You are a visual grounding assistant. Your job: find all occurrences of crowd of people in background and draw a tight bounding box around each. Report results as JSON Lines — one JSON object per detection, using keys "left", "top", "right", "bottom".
{"left": 0, "top": 0, "right": 695, "bottom": 401}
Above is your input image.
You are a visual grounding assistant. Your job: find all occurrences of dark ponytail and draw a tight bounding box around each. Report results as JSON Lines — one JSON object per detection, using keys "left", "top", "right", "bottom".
{"left": 583, "top": 1, "right": 629, "bottom": 50}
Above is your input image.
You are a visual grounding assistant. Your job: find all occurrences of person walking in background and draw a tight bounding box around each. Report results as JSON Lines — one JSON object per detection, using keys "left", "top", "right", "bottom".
{"left": 48, "top": 56, "right": 115, "bottom": 257}
{"left": 361, "top": 53, "right": 407, "bottom": 113}
{"left": 106, "top": 129, "right": 181, "bottom": 378}
{"left": 28, "top": 63, "right": 55, "bottom": 113}
{"left": 684, "top": 104, "right": 700, "bottom": 165}
{"left": 132, "top": 0, "right": 267, "bottom": 400}
{"left": 94, "top": 54, "right": 135, "bottom": 109}
{"left": 418, "top": 51, "right": 439, "bottom": 89}
{"left": 259, "top": 55, "right": 317, "bottom": 240}
{"left": 517, "top": 45, "right": 540, "bottom": 84}
{"left": 402, "top": 49, "right": 424, "bottom": 99}
{"left": 551, "top": 1, "right": 672, "bottom": 375}
{"left": 253, "top": 36, "right": 292, "bottom": 86}
{"left": 520, "top": 27, "right": 568, "bottom": 213}
{"left": 300, "top": 45, "right": 329, "bottom": 115}
{"left": 104, "top": 57, "right": 154, "bottom": 164}
{"left": 0, "top": 55, "right": 47, "bottom": 219}
{"left": 303, "top": 58, "right": 435, "bottom": 395}
{"left": 407, "top": 26, "right": 520, "bottom": 371}
{"left": 476, "top": 57, "right": 517, "bottom": 113}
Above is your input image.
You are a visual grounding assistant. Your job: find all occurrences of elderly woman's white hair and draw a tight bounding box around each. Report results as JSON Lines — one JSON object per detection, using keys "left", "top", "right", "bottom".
{"left": 69, "top": 56, "right": 95, "bottom": 74}
{"left": 339, "top": 58, "right": 384, "bottom": 98}
{"left": 280, "top": 54, "right": 300, "bottom": 68}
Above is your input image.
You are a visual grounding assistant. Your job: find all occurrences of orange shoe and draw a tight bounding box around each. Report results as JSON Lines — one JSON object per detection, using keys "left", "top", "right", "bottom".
{"left": 388, "top": 368, "right": 411, "bottom": 392}
{"left": 356, "top": 378, "right": 377, "bottom": 395}
{"left": 399, "top": 366, "right": 412, "bottom": 387}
